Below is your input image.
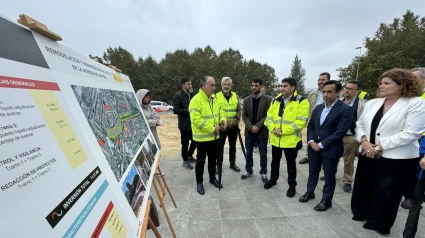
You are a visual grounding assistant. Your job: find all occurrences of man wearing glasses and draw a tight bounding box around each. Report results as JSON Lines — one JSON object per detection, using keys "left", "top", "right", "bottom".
{"left": 340, "top": 81, "right": 366, "bottom": 192}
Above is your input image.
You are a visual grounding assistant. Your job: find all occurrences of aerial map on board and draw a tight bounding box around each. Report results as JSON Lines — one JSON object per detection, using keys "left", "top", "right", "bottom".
{"left": 71, "top": 85, "right": 150, "bottom": 181}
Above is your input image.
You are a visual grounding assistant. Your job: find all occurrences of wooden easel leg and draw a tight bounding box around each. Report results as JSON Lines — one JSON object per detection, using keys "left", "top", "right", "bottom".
{"left": 148, "top": 217, "right": 161, "bottom": 238}
{"left": 140, "top": 200, "right": 152, "bottom": 238}
{"left": 157, "top": 166, "right": 177, "bottom": 208}
{"left": 153, "top": 177, "right": 176, "bottom": 238}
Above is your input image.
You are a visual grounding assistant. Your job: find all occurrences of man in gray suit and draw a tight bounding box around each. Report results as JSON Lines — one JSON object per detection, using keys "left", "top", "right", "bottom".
{"left": 241, "top": 77, "right": 273, "bottom": 183}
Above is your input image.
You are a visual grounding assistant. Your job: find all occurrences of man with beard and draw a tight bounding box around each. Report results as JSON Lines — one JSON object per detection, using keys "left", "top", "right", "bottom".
{"left": 241, "top": 77, "right": 273, "bottom": 183}
{"left": 340, "top": 81, "right": 366, "bottom": 192}
{"left": 173, "top": 78, "right": 197, "bottom": 170}
{"left": 216, "top": 77, "right": 241, "bottom": 172}
{"left": 299, "top": 72, "right": 331, "bottom": 165}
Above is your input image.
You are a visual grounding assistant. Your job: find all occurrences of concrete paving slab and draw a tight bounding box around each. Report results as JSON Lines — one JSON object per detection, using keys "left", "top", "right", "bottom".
{"left": 146, "top": 147, "right": 425, "bottom": 238}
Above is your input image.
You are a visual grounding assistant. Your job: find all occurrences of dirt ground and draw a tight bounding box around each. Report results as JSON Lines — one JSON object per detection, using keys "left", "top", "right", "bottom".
{"left": 156, "top": 112, "right": 306, "bottom": 149}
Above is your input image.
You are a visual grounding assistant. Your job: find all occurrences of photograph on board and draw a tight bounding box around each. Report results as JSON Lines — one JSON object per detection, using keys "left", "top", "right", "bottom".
{"left": 121, "top": 165, "right": 146, "bottom": 218}
{"left": 146, "top": 134, "right": 158, "bottom": 159}
{"left": 71, "top": 85, "right": 150, "bottom": 181}
{"left": 134, "top": 149, "right": 151, "bottom": 185}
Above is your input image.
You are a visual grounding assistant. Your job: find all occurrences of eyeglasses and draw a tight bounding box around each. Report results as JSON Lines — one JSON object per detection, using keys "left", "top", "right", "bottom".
{"left": 344, "top": 87, "right": 358, "bottom": 91}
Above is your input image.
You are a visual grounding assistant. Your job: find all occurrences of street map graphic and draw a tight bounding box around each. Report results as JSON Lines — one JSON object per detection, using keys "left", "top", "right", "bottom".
{"left": 71, "top": 85, "right": 149, "bottom": 181}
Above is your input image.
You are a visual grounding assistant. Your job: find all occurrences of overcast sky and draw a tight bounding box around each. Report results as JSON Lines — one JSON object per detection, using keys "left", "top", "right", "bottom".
{"left": 3, "top": 0, "right": 425, "bottom": 88}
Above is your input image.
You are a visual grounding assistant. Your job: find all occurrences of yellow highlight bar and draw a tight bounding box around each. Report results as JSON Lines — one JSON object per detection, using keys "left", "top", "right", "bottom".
{"left": 30, "top": 90, "right": 87, "bottom": 169}
{"left": 106, "top": 207, "right": 128, "bottom": 238}
{"left": 113, "top": 73, "right": 123, "bottom": 83}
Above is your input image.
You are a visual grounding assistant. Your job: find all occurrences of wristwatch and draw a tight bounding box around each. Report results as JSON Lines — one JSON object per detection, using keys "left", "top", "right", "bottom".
{"left": 375, "top": 145, "right": 382, "bottom": 151}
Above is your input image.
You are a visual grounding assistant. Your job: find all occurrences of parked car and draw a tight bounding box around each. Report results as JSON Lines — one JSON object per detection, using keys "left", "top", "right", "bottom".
{"left": 151, "top": 101, "right": 173, "bottom": 112}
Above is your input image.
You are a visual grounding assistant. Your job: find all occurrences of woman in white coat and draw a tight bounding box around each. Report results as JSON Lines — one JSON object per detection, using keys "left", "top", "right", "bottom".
{"left": 136, "top": 89, "right": 162, "bottom": 149}
{"left": 351, "top": 68, "right": 425, "bottom": 235}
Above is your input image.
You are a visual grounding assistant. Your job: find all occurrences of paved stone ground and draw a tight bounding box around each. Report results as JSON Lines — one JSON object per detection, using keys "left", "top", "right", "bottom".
{"left": 147, "top": 146, "right": 425, "bottom": 238}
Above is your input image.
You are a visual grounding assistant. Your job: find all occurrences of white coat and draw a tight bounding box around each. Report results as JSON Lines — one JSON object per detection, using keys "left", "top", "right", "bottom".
{"left": 355, "top": 97, "right": 425, "bottom": 159}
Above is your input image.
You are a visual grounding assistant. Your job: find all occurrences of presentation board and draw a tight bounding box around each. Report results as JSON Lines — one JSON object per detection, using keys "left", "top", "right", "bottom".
{"left": 0, "top": 15, "right": 159, "bottom": 237}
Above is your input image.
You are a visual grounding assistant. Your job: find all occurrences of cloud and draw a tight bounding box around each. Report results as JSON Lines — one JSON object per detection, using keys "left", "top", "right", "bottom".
{"left": 2, "top": 0, "right": 424, "bottom": 88}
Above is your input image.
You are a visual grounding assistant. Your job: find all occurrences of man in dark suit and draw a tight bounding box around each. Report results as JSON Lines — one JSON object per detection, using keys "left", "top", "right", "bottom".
{"left": 299, "top": 80, "right": 353, "bottom": 211}
{"left": 241, "top": 77, "right": 273, "bottom": 183}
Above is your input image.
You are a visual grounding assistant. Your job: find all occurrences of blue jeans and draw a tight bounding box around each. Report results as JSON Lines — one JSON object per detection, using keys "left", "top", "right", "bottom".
{"left": 245, "top": 135, "right": 268, "bottom": 174}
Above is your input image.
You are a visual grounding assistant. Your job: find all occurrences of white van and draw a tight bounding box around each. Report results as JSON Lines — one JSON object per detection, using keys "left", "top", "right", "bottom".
{"left": 151, "top": 101, "right": 173, "bottom": 112}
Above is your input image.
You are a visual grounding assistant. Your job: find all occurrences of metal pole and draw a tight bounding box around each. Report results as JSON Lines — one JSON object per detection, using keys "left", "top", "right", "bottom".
{"left": 355, "top": 47, "right": 362, "bottom": 81}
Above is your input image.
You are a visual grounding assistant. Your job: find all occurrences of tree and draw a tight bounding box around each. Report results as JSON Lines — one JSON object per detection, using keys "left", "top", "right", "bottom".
{"left": 288, "top": 55, "right": 306, "bottom": 96}
{"left": 100, "top": 45, "right": 279, "bottom": 102}
{"left": 102, "top": 46, "right": 141, "bottom": 89}
{"left": 337, "top": 10, "right": 425, "bottom": 97}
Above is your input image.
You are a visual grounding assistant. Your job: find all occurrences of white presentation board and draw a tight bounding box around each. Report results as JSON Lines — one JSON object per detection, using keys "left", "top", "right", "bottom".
{"left": 0, "top": 15, "right": 159, "bottom": 238}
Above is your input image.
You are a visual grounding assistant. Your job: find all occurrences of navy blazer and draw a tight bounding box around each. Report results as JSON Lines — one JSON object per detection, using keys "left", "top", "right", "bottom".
{"left": 307, "top": 100, "right": 353, "bottom": 158}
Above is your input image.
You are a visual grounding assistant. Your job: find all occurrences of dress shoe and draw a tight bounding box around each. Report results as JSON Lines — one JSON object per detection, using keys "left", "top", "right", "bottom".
{"left": 299, "top": 157, "right": 309, "bottom": 164}
{"left": 319, "top": 175, "right": 325, "bottom": 181}
{"left": 264, "top": 179, "right": 277, "bottom": 189}
{"left": 286, "top": 185, "right": 296, "bottom": 198}
{"left": 188, "top": 156, "right": 197, "bottom": 163}
{"left": 314, "top": 200, "right": 332, "bottom": 211}
{"left": 299, "top": 192, "right": 315, "bottom": 203}
{"left": 197, "top": 183, "right": 205, "bottom": 195}
{"left": 230, "top": 164, "right": 241, "bottom": 172}
{"left": 209, "top": 178, "right": 223, "bottom": 189}
{"left": 400, "top": 198, "right": 413, "bottom": 209}
{"left": 343, "top": 184, "right": 352, "bottom": 192}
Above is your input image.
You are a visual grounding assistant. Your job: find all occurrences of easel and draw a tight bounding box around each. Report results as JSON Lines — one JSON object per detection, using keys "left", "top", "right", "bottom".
{"left": 140, "top": 157, "right": 177, "bottom": 238}
{"left": 140, "top": 200, "right": 161, "bottom": 238}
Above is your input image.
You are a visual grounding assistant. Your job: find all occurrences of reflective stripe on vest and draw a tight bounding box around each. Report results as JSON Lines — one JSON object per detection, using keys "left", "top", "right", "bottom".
{"left": 264, "top": 93, "right": 310, "bottom": 148}
{"left": 189, "top": 90, "right": 220, "bottom": 142}
{"left": 216, "top": 92, "right": 238, "bottom": 122}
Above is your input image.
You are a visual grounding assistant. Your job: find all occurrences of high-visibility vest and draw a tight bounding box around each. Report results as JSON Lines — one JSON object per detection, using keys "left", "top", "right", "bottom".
{"left": 215, "top": 91, "right": 239, "bottom": 122}
{"left": 189, "top": 89, "right": 223, "bottom": 142}
{"left": 264, "top": 92, "right": 310, "bottom": 148}
{"left": 358, "top": 91, "right": 368, "bottom": 99}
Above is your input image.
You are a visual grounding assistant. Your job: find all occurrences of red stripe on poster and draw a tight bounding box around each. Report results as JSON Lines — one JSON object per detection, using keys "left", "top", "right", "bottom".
{"left": 0, "top": 75, "right": 60, "bottom": 90}
{"left": 91, "top": 201, "right": 114, "bottom": 238}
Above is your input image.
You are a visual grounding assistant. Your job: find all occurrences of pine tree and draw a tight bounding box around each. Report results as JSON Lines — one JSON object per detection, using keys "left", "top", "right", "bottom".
{"left": 288, "top": 55, "right": 306, "bottom": 95}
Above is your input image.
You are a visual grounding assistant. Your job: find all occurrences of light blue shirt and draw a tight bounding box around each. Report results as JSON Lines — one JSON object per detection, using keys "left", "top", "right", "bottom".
{"left": 320, "top": 100, "right": 337, "bottom": 125}
{"left": 308, "top": 100, "right": 338, "bottom": 149}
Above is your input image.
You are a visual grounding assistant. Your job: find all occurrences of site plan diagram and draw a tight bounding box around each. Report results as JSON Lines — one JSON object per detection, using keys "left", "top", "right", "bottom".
{"left": 71, "top": 85, "right": 150, "bottom": 181}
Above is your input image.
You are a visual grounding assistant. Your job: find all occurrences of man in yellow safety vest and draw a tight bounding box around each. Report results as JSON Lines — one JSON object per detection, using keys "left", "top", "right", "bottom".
{"left": 189, "top": 76, "right": 226, "bottom": 195}
{"left": 216, "top": 77, "right": 242, "bottom": 172}
{"left": 264, "top": 77, "right": 310, "bottom": 197}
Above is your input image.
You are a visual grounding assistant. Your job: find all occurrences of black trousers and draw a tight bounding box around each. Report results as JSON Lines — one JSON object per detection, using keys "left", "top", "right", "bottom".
{"left": 351, "top": 155, "right": 417, "bottom": 234}
{"left": 271, "top": 145, "right": 298, "bottom": 186}
{"left": 180, "top": 130, "right": 197, "bottom": 161}
{"left": 195, "top": 140, "right": 218, "bottom": 183}
{"left": 218, "top": 129, "right": 238, "bottom": 165}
